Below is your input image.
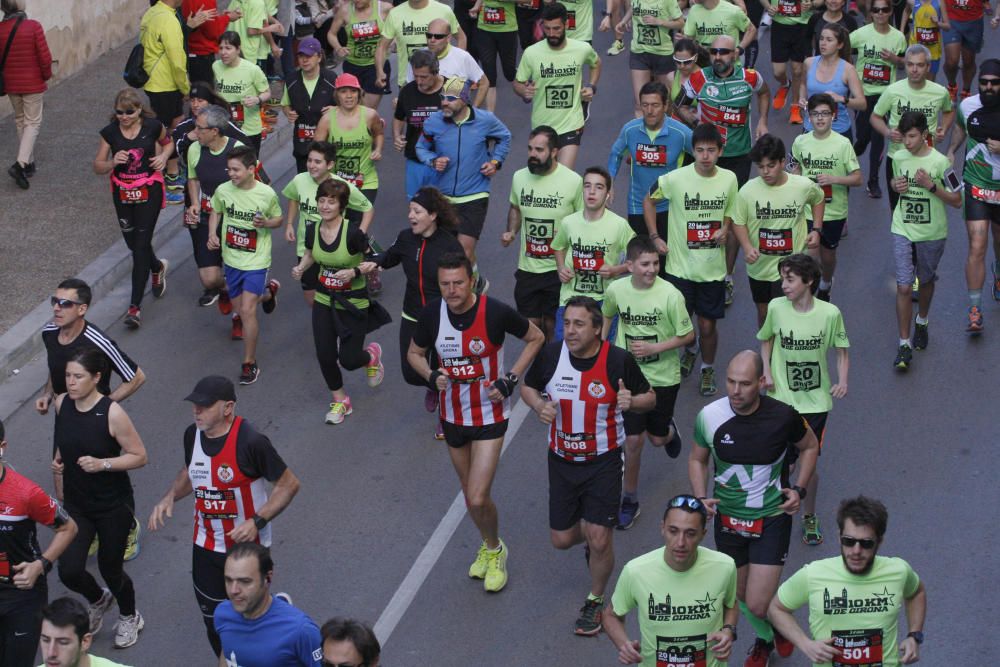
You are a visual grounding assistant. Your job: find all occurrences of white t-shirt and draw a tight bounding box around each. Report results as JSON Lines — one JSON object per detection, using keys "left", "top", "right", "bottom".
{"left": 406, "top": 44, "right": 485, "bottom": 83}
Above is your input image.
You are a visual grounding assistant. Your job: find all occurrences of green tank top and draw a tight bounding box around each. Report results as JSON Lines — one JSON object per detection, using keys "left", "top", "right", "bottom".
{"left": 345, "top": 3, "right": 384, "bottom": 67}
{"left": 324, "top": 108, "right": 378, "bottom": 189}
{"left": 309, "top": 220, "right": 369, "bottom": 310}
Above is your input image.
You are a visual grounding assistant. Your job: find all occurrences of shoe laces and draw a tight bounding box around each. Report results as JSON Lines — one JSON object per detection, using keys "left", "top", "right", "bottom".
{"left": 579, "top": 598, "right": 602, "bottom": 619}
{"left": 970, "top": 306, "right": 982, "bottom": 318}
{"left": 331, "top": 400, "right": 349, "bottom": 414}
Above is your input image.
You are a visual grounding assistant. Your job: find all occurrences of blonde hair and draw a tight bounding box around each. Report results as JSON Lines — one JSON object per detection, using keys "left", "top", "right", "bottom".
{"left": 108, "top": 88, "right": 156, "bottom": 124}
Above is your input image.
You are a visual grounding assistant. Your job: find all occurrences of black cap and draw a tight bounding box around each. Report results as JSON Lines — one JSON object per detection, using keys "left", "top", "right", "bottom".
{"left": 184, "top": 376, "right": 237, "bottom": 406}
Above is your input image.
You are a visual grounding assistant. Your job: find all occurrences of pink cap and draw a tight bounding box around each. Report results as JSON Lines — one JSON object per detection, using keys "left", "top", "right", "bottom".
{"left": 335, "top": 73, "right": 362, "bottom": 89}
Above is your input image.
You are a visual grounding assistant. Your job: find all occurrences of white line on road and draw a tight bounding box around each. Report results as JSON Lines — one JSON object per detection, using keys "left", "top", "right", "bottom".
{"left": 373, "top": 399, "right": 533, "bottom": 644}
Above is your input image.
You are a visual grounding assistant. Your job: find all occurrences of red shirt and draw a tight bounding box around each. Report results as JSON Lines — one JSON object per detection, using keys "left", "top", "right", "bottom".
{"left": 0, "top": 16, "right": 52, "bottom": 94}
{"left": 0, "top": 467, "right": 59, "bottom": 592}
{"left": 183, "top": 0, "right": 232, "bottom": 56}
{"left": 945, "top": 0, "right": 985, "bottom": 21}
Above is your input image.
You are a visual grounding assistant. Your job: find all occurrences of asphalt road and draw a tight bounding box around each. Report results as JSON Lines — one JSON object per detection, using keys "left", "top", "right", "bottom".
{"left": 1, "top": 21, "right": 998, "bottom": 667}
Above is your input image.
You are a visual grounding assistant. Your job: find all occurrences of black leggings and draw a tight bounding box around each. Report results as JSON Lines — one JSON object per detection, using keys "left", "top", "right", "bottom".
{"left": 192, "top": 544, "right": 227, "bottom": 656}
{"left": 398, "top": 316, "right": 439, "bottom": 387}
{"left": 477, "top": 30, "right": 518, "bottom": 85}
{"left": 58, "top": 503, "right": 136, "bottom": 616}
{"left": 515, "top": 5, "right": 542, "bottom": 50}
{"left": 0, "top": 585, "right": 46, "bottom": 667}
{"left": 113, "top": 184, "right": 164, "bottom": 309}
{"left": 886, "top": 155, "right": 899, "bottom": 212}
{"left": 455, "top": 0, "right": 481, "bottom": 61}
{"left": 312, "top": 301, "right": 371, "bottom": 391}
{"left": 853, "top": 94, "right": 885, "bottom": 184}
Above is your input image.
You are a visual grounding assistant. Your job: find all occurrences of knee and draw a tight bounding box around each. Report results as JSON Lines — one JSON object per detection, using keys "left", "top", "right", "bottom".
{"left": 466, "top": 492, "right": 493, "bottom": 513}
{"left": 624, "top": 436, "right": 644, "bottom": 456}
{"left": 746, "top": 598, "right": 770, "bottom": 619}
{"left": 339, "top": 348, "right": 369, "bottom": 372}
{"left": 550, "top": 531, "right": 575, "bottom": 550}
{"left": 896, "top": 283, "right": 912, "bottom": 296}
{"left": 585, "top": 528, "right": 613, "bottom": 554}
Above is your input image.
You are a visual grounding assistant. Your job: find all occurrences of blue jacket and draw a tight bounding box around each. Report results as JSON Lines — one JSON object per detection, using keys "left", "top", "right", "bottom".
{"left": 607, "top": 117, "right": 693, "bottom": 215}
{"left": 416, "top": 107, "right": 512, "bottom": 197}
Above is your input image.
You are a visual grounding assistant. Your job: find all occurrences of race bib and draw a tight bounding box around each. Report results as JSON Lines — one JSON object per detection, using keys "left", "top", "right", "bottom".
{"left": 572, "top": 248, "right": 605, "bottom": 272}
{"left": 785, "top": 360, "right": 821, "bottom": 391}
{"left": 195, "top": 488, "right": 238, "bottom": 519}
{"left": 718, "top": 105, "right": 747, "bottom": 126}
{"left": 719, "top": 513, "right": 763, "bottom": 538}
{"left": 636, "top": 143, "right": 667, "bottom": 166}
{"left": 118, "top": 184, "right": 149, "bottom": 204}
{"left": 777, "top": 0, "right": 801, "bottom": 16}
{"left": 758, "top": 228, "right": 793, "bottom": 255}
{"left": 820, "top": 183, "right": 833, "bottom": 203}
{"left": 899, "top": 196, "right": 931, "bottom": 224}
{"left": 556, "top": 430, "right": 597, "bottom": 455}
{"left": 336, "top": 170, "right": 365, "bottom": 188}
{"left": 483, "top": 5, "right": 506, "bottom": 23}
{"left": 524, "top": 217, "right": 555, "bottom": 258}
{"left": 832, "top": 629, "right": 884, "bottom": 667}
{"left": 351, "top": 20, "right": 379, "bottom": 40}
{"left": 545, "top": 85, "right": 575, "bottom": 109}
{"left": 971, "top": 184, "right": 1000, "bottom": 203}
{"left": 656, "top": 635, "right": 708, "bottom": 667}
{"left": 572, "top": 248, "right": 605, "bottom": 294}
{"left": 915, "top": 26, "right": 938, "bottom": 46}
{"left": 625, "top": 333, "right": 659, "bottom": 363}
{"left": 687, "top": 220, "right": 721, "bottom": 249}
{"left": 200, "top": 193, "right": 213, "bottom": 213}
{"left": 318, "top": 267, "right": 352, "bottom": 291}
{"left": 225, "top": 226, "right": 258, "bottom": 252}
{"left": 442, "top": 355, "right": 486, "bottom": 383}
{"left": 230, "top": 102, "right": 245, "bottom": 125}
{"left": 637, "top": 24, "right": 661, "bottom": 45}
{"left": 862, "top": 62, "right": 891, "bottom": 84}
{"left": 567, "top": 10, "right": 576, "bottom": 28}
{"left": 296, "top": 124, "right": 316, "bottom": 141}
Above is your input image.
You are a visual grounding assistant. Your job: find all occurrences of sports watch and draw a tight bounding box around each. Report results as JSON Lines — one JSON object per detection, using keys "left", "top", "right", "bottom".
{"left": 792, "top": 485, "right": 807, "bottom": 499}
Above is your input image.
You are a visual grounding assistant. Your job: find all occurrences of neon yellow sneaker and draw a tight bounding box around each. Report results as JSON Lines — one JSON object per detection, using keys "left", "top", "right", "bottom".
{"left": 124, "top": 515, "right": 141, "bottom": 561}
{"left": 484, "top": 540, "right": 508, "bottom": 592}
{"left": 88, "top": 535, "right": 99, "bottom": 557}
{"left": 469, "top": 542, "right": 489, "bottom": 580}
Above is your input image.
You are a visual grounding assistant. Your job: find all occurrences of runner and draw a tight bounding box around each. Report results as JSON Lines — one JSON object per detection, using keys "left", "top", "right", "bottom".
{"left": 0, "top": 418, "right": 77, "bottom": 667}
{"left": 216, "top": 544, "right": 322, "bottom": 666}
{"left": 613, "top": 0, "right": 685, "bottom": 117}
{"left": 207, "top": 145, "right": 284, "bottom": 385}
{"left": 327, "top": 0, "right": 393, "bottom": 109}
{"left": 320, "top": 618, "right": 381, "bottom": 667}
{"left": 805, "top": 0, "right": 858, "bottom": 55}
{"left": 664, "top": 39, "right": 709, "bottom": 129}
{"left": 415, "top": 75, "right": 512, "bottom": 294}
{"left": 404, "top": 18, "right": 489, "bottom": 104}
{"left": 601, "top": 238, "right": 693, "bottom": 529}
{"left": 762, "top": 0, "right": 812, "bottom": 124}
{"left": 644, "top": 123, "right": 737, "bottom": 397}
{"left": 561, "top": 0, "right": 596, "bottom": 42}
{"left": 768, "top": 496, "right": 927, "bottom": 666}
{"left": 514, "top": 2, "right": 602, "bottom": 169}
{"left": 889, "top": 111, "right": 962, "bottom": 369}
{"left": 408, "top": 253, "right": 544, "bottom": 592}
{"left": 949, "top": 59, "right": 1000, "bottom": 333}
{"left": 682, "top": 0, "right": 755, "bottom": 54}
{"left": 503, "top": 125, "right": 584, "bottom": 341}
{"left": 38, "top": 597, "right": 132, "bottom": 667}
{"left": 213, "top": 31, "right": 271, "bottom": 155}
{"left": 280, "top": 37, "right": 337, "bottom": 174}
{"left": 393, "top": 50, "right": 446, "bottom": 198}
{"left": 375, "top": 0, "right": 464, "bottom": 90}
{"left": 521, "top": 296, "right": 655, "bottom": 635}
{"left": 469, "top": 0, "right": 519, "bottom": 111}
{"left": 790, "top": 93, "right": 863, "bottom": 301}
{"left": 604, "top": 495, "right": 738, "bottom": 667}
{"left": 688, "top": 349, "right": 819, "bottom": 667}
{"left": 183, "top": 0, "right": 241, "bottom": 87}
{"left": 52, "top": 350, "right": 148, "bottom": 649}
{"left": 93, "top": 88, "right": 172, "bottom": 330}
{"left": 551, "top": 167, "right": 635, "bottom": 341}
{"left": 757, "top": 253, "right": 849, "bottom": 547}
{"left": 291, "top": 179, "right": 390, "bottom": 425}
{"left": 902, "top": 0, "right": 949, "bottom": 77}
{"left": 607, "top": 81, "right": 693, "bottom": 245}
{"left": 944, "top": 0, "right": 987, "bottom": 100}
{"left": 678, "top": 34, "right": 770, "bottom": 306}
{"left": 229, "top": 0, "right": 281, "bottom": 69}
{"left": 732, "top": 134, "right": 825, "bottom": 327}
{"left": 147, "top": 375, "right": 301, "bottom": 657}
{"left": 798, "top": 24, "right": 866, "bottom": 143}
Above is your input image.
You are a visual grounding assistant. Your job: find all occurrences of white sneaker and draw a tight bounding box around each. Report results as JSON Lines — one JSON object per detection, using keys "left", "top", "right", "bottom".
{"left": 88, "top": 588, "right": 115, "bottom": 634}
{"left": 274, "top": 592, "right": 293, "bottom": 605}
{"left": 114, "top": 611, "right": 144, "bottom": 648}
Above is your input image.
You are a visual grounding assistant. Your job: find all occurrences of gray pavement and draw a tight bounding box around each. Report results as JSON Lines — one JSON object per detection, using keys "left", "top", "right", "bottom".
{"left": 0, "top": 17, "right": 998, "bottom": 667}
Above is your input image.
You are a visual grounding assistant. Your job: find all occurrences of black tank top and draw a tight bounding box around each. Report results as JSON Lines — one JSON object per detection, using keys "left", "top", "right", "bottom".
{"left": 98, "top": 117, "right": 164, "bottom": 182}
{"left": 54, "top": 396, "right": 133, "bottom": 513}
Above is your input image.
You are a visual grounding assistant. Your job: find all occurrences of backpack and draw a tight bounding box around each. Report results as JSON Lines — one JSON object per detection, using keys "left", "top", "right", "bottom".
{"left": 123, "top": 26, "right": 163, "bottom": 89}
{"left": 0, "top": 17, "right": 25, "bottom": 97}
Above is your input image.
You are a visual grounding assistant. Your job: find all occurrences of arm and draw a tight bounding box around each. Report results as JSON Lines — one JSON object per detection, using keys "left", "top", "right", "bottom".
{"left": 408, "top": 340, "right": 448, "bottom": 391}
{"left": 844, "top": 67, "right": 866, "bottom": 111}
{"left": 508, "top": 323, "right": 545, "bottom": 377}
{"left": 11, "top": 509, "right": 77, "bottom": 591}
{"left": 455, "top": 23, "right": 468, "bottom": 50}
{"left": 358, "top": 205, "right": 375, "bottom": 234}
{"left": 899, "top": 582, "right": 926, "bottom": 665}
{"left": 554, "top": 249, "right": 573, "bottom": 283}
{"left": 226, "top": 467, "right": 302, "bottom": 543}
{"left": 798, "top": 58, "right": 813, "bottom": 107}
{"left": 807, "top": 200, "right": 825, "bottom": 248}
{"left": 207, "top": 209, "right": 221, "bottom": 250}
{"left": 706, "top": 605, "right": 739, "bottom": 661}
{"left": 831, "top": 346, "right": 848, "bottom": 398}
{"left": 520, "top": 384, "right": 558, "bottom": 424}
{"left": 784, "top": 427, "right": 819, "bottom": 511}
{"left": 474, "top": 73, "right": 490, "bottom": 107}
{"left": 768, "top": 597, "right": 841, "bottom": 663}
{"left": 937, "top": 109, "right": 956, "bottom": 139}
{"left": 107, "top": 367, "right": 146, "bottom": 404}
{"left": 870, "top": 111, "right": 893, "bottom": 139}
{"left": 607, "top": 126, "right": 628, "bottom": 179}
{"left": 914, "top": 168, "right": 962, "bottom": 207}
{"left": 732, "top": 222, "right": 757, "bottom": 261}
{"left": 603, "top": 612, "right": 643, "bottom": 664}
{"left": 392, "top": 117, "right": 408, "bottom": 152}
{"left": 35, "top": 376, "right": 54, "bottom": 414}
{"left": 818, "top": 168, "right": 862, "bottom": 188}
{"left": 502, "top": 205, "right": 522, "bottom": 246}
{"left": 76, "top": 402, "right": 149, "bottom": 474}
{"left": 687, "top": 442, "right": 718, "bottom": 515}
{"left": 760, "top": 336, "right": 775, "bottom": 390}
{"left": 755, "top": 82, "right": 771, "bottom": 139}
{"left": 375, "top": 37, "right": 392, "bottom": 87}
{"left": 93, "top": 137, "right": 116, "bottom": 175}
{"left": 370, "top": 111, "right": 385, "bottom": 160}
{"left": 148, "top": 466, "right": 195, "bottom": 531}
{"left": 327, "top": 5, "right": 351, "bottom": 57}
{"left": 164, "top": 17, "right": 192, "bottom": 94}
{"left": 643, "top": 192, "right": 668, "bottom": 254}
{"left": 285, "top": 199, "right": 300, "bottom": 242}
{"left": 740, "top": 22, "right": 757, "bottom": 51}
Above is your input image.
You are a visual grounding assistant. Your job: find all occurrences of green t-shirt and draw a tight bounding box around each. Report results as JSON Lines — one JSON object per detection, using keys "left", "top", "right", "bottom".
{"left": 306, "top": 221, "right": 369, "bottom": 310}
{"left": 39, "top": 657, "right": 133, "bottom": 667}
{"left": 383, "top": 0, "right": 460, "bottom": 86}
{"left": 629, "top": 0, "right": 684, "bottom": 56}
{"left": 211, "top": 180, "right": 282, "bottom": 271}
{"left": 791, "top": 131, "right": 860, "bottom": 221}
{"left": 757, "top": 297, "right": 849, "bottom": 415}
{"left": 561, "top": 0, "right": 595, "bottom": 41}
{"left": 230, "top": 0, "right": 269, "bottom": 61}
{"left": 516, "top": 39, "right": 600, "bottom": 135}
{"left": 187, "top": 139, "right": 247, "bottom": 179}
{"left": 213, "top": 58, "right": 269, "bottom": 137}
{"left": 650, "top": 164, "right": 737, "bottom": 282}
{"left": 281, "top": 172, "right": 373, "bottom": 257}
{"left": 551, "top": 208, "right": 635, "bottom": 303}
{"left": 872, "top": 78, "right": 953, "bottom": 155}
{"left": 509, "top": 164, "right": 584, "bottom": 273}
{"left": 345, "top": 4, "right": 385, "bottom": 66}
{"left": 478, "top": 0, "right": 518, "bottom": 32}
{"left": 602, "top": 277, "right": 693, "bottom": 386}
{"left": 683, "top": 0, "right": 751, "bottom": 47}
{"left": 772, "top": 0, "right": 811, "bottom": 25}
{"left": 890, "top": 148, "right": 953, "bottom": 242}
{"left": 777, "top": 556, "right": 921, "bottom": 667}
{"left": 733, "top": 174, "right": 824, "bottom": 282}
{"left": 957, "top": 95, "right": 1000, "bottom": 193}
{"left": 320, "top": 108, "right": 378, "bottom": 189}
{"left": 850, "top": 24, "right": 907, "bottom": 96}
{"left": 611, "top": 546, "right": 738, "bottom": 667}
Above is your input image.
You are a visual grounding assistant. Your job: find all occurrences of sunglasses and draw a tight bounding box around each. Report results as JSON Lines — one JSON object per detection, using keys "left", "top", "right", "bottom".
{"left": 114, "top": 108, "right": 139, "bottom": 116}
{"left": 441, "top": 95, "right": 461, "bottom": 102}
{"left": 195, "top": 124, "right": 214, "bottom": 131}
{"left": 673, "top": 56, "right": 697, "bottom": 65}
{"left": 51, "top": 296, "right": 83, "bottom": 309}
{"left": 669, "top": 495, "right": 707, "bottom": 513}
{"left": 870, "top": 6, "right": 892, "bottom": 12}
{"left": 840, "top": 536, "right": 877, "bottom": 549}
{"left": 709, "top": 47, "right": 734, "bottom": 55}
{"left": 426, "top": 32, "right": 449, "bottom": 39}
{"left": 980, "top": 78, "right": 1000, "bottom": 87}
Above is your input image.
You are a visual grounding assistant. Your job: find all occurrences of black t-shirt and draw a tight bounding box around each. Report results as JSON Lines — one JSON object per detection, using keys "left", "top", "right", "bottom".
{"left": 42, "top": 322, "right": 140, "bottom": 396}
{"left": 709, "top": 395, "right": 808, "bottom": 466}
{"left": 303, "top": 220, "right": 370, "bottom": 257}
{"left": 412, "top": 296, "right": 530, "bottom": 350}
{"left": 99, "top": 117, "right": 164, "bottom": 180}
{"left": 183, "top": 420, "right": 288, "bottom": 483}
{"left": 807, "top": 13, "right": 858, "bottom": 55}
{"left": 394, "top": 80, "right": 443, "bottom": 161}
{"left": 525, "top": 341, "right": 651, "bottom": 395}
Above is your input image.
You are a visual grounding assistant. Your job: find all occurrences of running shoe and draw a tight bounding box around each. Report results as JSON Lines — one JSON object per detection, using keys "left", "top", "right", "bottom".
{"left": 789, "top": 105, "right": 804, "bottom": 125}
{"left": 607, "top": 38, "right": 625, "bottom": 56}
{"left": 365, "top": 342, "right": 385, "bottom": 387}
{"left": 239, "top": 362, "right": 260, "bottom": 385}
{"left": 574, "top": 598, "right": 604, "bottom": 636}
{"left": 802, "top": 513, "right": 823, "bottom": 546}
{"left": 617, "top": 499, "right": 640, "bottom": 530}
{"left": 967, "top": 306, "right": 984, "bottom": 334}
{"left": 88, "top": 589, "right": 115, "bottom": 634}
{"left": 8, "top": 162, "right": 29, "bottom": 189}
{"left": 469, "top": 542, "right": 490, "bottom": 579}
{"left": 911, "top": 277, "right": 919, "bottom": 302}
{"left": 219, "top": 289, "right": 233, "bottom": 315}
{"left": 484, "top": 540, "right": 509, "bottom": 592}
{"left": 151, "top": 258, "right": 169, "bottom": 298}
{"left": 993, "top": 262, "right": 1000, "bottom": 301}
{"left": 262, "top": 279, "right": 280, "bottom": 314}
{"left": 816, "top": 286, "right": 831, "bottom": 302}
{"left": 664, "top": 418, "right": 682, "bottom": 458}
{"left": 773, "top": 83, "right": 790, "bottom": 110}
{"left": 89, "top": 535, "right": 99, "bottom": 556}
{"left": 434, "top": 421, "right": 445, "bottom": 440}
{"left": 866, "top": 179, "right": 882, "bottom": 199}
{"left": 912, "top": 321, "right": 929, "bottom": 350}
{"left": 699, "top": 367, "right": 717, "bottom": 396}
{"left": 679, "top": 349, "right": 697, "bottom": 378}
{"left": 961, "top": 89, "right": 972, "bottom": 100}
{"left": 325, "top": 398, "right": 353, "bottom": 424}
{"left": 725, "top": 279, "right": 735, "bottom": 306}
{"left": 124, "top": 515, "right": 141, "bottom": 561}
{"left": 474, "top": 274, "right": 490, "bottom": 295}
{"left": 231, "top": 316, "right": 243, "bottom": 340}
{"left": 425, "top": 388, "right": 439, "bottom": 413}
{"left": 198, "top": 289, "right": 219, "bottom": 307}
{"left": 744, "top": 638, "right": 773, "bottom": 667}
{"left": 893, "top": 344, "right": 912, "bottom": 371}
{"left": 164, "top": 188, "right": 185, "bottom": 205}
{"left": 23, "top": 161, "right": 35, "bottom": 177}
{"left": 123, "top": 306, "right": 141, "bottom": 330}
{"left": 773, "top": 630, "right": 795, "bottom": 657}
{"left": 367, "top": 268, "right": 383, "bottom": 296}
{"left": 113, "top": 612, "right": 144, "bottom": 649}
{"left": 948, "top": 83, "right": 958, "bottom": 102}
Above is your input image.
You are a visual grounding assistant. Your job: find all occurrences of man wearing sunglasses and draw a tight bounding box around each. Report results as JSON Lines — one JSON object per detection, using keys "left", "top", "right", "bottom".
{"left": 768, "top": 496, "right": 927, "bottom": 666}
{"left": 405, "top": 19, "right": 489, "bottom": 106}
{"left": 375, "top": 0, "right": 466, "bottom": 90}
{"left": 604, "top": 495, "right": 739, "bottom": 667}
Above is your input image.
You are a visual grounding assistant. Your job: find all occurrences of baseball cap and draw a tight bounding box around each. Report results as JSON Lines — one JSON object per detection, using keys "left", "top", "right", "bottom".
{"left": 184, "top": 376, "right": 237, "bottom": 406}
{"left": 297, "top": 37, "right": 323, "bottom": 56}
{"left": 335, "top": 72, "right": 362, "bottom": 89}
{"left": 441, "top": 76, "right": 471, "bottom": 102}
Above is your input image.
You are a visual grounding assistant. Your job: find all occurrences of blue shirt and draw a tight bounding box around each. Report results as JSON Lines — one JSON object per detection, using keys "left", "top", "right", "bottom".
{"left": 607, "top": 117, "right": 693, "bottom": 215}
{"left": 215, "top": 597, "right": 323, "bottom": 667}
{"left": 415, "top": 107, "right": 512, "bottom": 198}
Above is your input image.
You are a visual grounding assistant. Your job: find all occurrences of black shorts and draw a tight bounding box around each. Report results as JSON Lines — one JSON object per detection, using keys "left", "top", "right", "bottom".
{"left": 787, "top": 411, "right": 827, "bottom": 466}
{"left": 146, "top": 90, "right": 184, "bottom": 127}
{"left": 629, "top": 51, "right": 676, "bottom": 75}
{"left": 770, "top": 21, "right": 809, "bottom": 63}
{"left": 454, "top": 197, "right": 490, "bottom": 239}
{"left": 809, "top": 218, "right": 846, "bottom": 250}
{"left": 296, "top": 256, "right": 320, "bottom": 291}
{"left": 548, "top": 449, "right": 623, "bottom": 530}
{"left": 749, "top": 276, "right": 783, "bottom": 304}
{"left": 713, "top": 512, "right": 792, "bottom": 567}
{"left": 556, "top": 128, "right": 584, "bottom": 148}
{"left": 623, "top": 385, "right": 678, "bottom": 436}
{"left": 627, "top": 210, "right": 667, "bottom": 239}
{"left": 441, "top": 419, "right": 508, "bottom": 448}
{"left": 191, "top": 215, "right": 223, "bottom": 269}
{"left": 964, "top": 183, "right": 1000, "bottom": 224}
{"left": 342, "top": 59, "right": 392, "bottom": 95}
{"left": 717, "top": 153, "right": 752, "bottom": 187}
{"left": 665, "top": 274, "right": 726, "bottom": 320}
{"left": 514, "top": 269, "right": 561, "bottom": 318}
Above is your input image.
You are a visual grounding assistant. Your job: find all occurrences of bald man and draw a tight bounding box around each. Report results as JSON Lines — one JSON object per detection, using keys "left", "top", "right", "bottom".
{"left": 406, "top": 19, "right": 489, "bottom": 106}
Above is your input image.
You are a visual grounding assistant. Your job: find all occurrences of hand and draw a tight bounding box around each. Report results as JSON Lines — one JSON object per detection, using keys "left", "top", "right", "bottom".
{"left": 615, "top": 18, "right": 630, "bottom": 32}
{"left": 35, "top": 394, "right": 51, "bottom": 415}
{"left": 616, "top": 639, "right": 643, "bottom": 664}
{"left": 880, "top": 48, "right": 894, "bottom": 58}
{"left": 599, "top": 15, "right": 612, "bottom": 31}
{"left": 628, "top": 339, "right": 655, "bottom": 358}
{"left": 243, "top": 94, "right": 260, "bottom": 108}
{"left": 806, "top": 230, "right": 821, "bottom": 249}
{"left": 51, "top": 457, "right": 64, "bottom": 475}
{"left": 616, "top": 379, "right": 632, "bottom": 412}
{"left": 227, "top": 518, "right": 259, "bottom": 543}
{"left": 755, "top": 119, "right": 768, "bottom": 141}
{"left": 779, "top": 487, "right": 802, "bottom": 514}
{"left": 913, "top": 168, "right": 934, "bottom": 190}
{"left": 641, "top": 14, "right": 660, "bottom": 24}
{"left": 113, "top": 150, "right": 130, "bottom": 166}
{"left": 284, "top": 108, "right": 299, "bottom": 122}
{"left": 935, "top": 126, "right": 945, "bottom": 143}
{"left": 226, "top": 8, "right": 243, "bottom": 20}
{"left": 393, "top": 135, "right": 406, "bottom": 151}
{"left": 375, "top": 73, "right": 387, "bottom": 88}
{"left": 830, "top": 382, "right": 847, "bottom": 399}
{"left": 291, "top": 264, "right": 304, "bottom": 280}
{"left": 987, "top": 138, "right": 1000, "bottom": 154}
{"left": 433, "top": 156, "right": 450, "bottom": 172}
{"left": 713, "top": 227, "right": 727, "bottom": 245}
{"left": 597, "top": 263, "right": 613, "bottom": 278}
{"left": 889, "top": 128, "right": 903, "bottom": 143}
{"left": 892, "top": 176, "right": 909, "bottom": 194}
{"left": 763, "top": 372, "right": 774, "bottom": 391}
{"left": 207, "top": 234, "right": 221, "bottom": 251}
{"left": 536, "top": 401, "right": 558, "bottom": 424}
{"left": 76, "top": 456, "right": 105, "bottom": 474}
{"left": 333, "top": 268, "right": 356, "bottom": 283}
{"left": 744, "top": 247, "right": 760, "bottom": 264}
{"left": 521, "top": 81, "right": 537, "bottom": 101}
{"left": 766, "top": 4, "right": 778, "bottom": 15}
{"left": 701, "top": 497, "right": 720, "bottom": 518}
{"left": 557, "top": 266, "right": 574, "bottom": 283}
{"left": 708, "top": 628, "right": 735, "bottom": 660}
{"left": 11, "top": 560, "right": 43, "bottom": 590}
{"left": 581, "top": 85, "right": 595, "bottom": 102}
{"left": 284, "top": 224, "right": 296, "bottom": 243}
{"left": 816, "top": 173, "right": 834, "bottom": 186}
{"left": 648, "top": 236, "right": 668, "bottom": 255}
{"left": 147, "top": 496, "right": 174, "bottom": 531}
{"left": 370, "top": 148, "right": 382, "bottom": 161}
{"left": 802, "top": 637, "right": 841, "bottom": 663}
{"left": 480, "top": 161, "right": 498, "bottom": 177}
{"left": 487, "top": 378, "right": 514, "bottom": 401}
{"left": 899, "top": 636, "right": 920, "bottom": 664}
{"left": 336, "top": 45, "right": 351, "bottom": 58}
{"left": 500, "top": 231, "right": 515, "bottom": 247}
{"left": 150, "top": 153, "right": 168, "bottom": 172}
{"left": 433, "top": 369, "right": 450, "bottom": 392}
{"left": 468, "top": 6, "right": 480, "bottom": 17}
{"left": 252, "top": 211, "right": 267, "bottom": 228}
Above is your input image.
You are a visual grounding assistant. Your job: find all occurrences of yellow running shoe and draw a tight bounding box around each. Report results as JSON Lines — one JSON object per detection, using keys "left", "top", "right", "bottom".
{"left": 468, "top": 542, "right": 489, "bottom": 580}
{"left": 484, "top": 540, "right": 508, "bottom": 592}
{"left": 124, "top": 515, "right": 141, "bottom": 561}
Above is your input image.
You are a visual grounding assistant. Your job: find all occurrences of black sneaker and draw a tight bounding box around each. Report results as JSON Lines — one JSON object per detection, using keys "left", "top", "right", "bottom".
{"left": 912, "top": 322, "right": 929, "bottom": 350}
{"left": 239, "top": 362, "right": 260, "bottom": 385}
{"left": 816, "top": 287, "right": 831, "bottom": 302}
{"left": 123, "top": 306, "right": 141, "bottom": 330}
{"left": 664, "top": 419, "right": 682, "bottom": 458}
{"left": 8, "top": 162, "right": 28, "bottom": 190}
{"left": 198, "top": 289, "right": 219, "bottom": 307}
{"left": 23, "top": 162, "right": 36, "bottom": 177}
{"left": 573, "top": 598, "right": 603, "bottom": 636}
{"left": 893, "top": 344, "right": 912, "bottom": 371}
{"left": 866, "top": 179, "right": 882, "bottom": 199}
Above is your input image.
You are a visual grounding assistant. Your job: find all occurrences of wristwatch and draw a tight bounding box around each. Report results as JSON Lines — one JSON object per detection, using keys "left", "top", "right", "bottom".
{"left": 721, "top": 624, "right": 738, "bottom": 641}
{"left": 601, "top": 10, "right": 612, "bottom": 16}
{"left": 505, "top": 372, "right": 519, "bottom": 386}
{"left": 929, "top": 183, "right": 938, "bottom": 193}
{"left": 253, "top": 515, "right": 269, "bottom": 531}
{"left": 792, "top": 485, "right": 807, "bottom": 499}
{"left": 102, "top": 459, "right": 112, "bottom": 472}
{"left": 39, "top": 556, "right": 53, "bottom": 574}
{"left": 907, "top": 631, "right": 924, "bottom": 644}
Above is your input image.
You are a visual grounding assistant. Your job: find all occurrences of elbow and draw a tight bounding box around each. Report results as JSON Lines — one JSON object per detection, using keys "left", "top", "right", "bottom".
{"left": 132, "top": 368, "right": 147, "bottom": 389}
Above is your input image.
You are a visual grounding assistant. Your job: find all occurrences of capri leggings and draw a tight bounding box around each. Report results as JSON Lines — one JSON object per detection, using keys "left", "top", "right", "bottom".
{"left": 112, "top": 183, "right": 164, "bottom": 308}
{"left": 58, "top": 503, "right": 137, "bottom": 617}
{"left": 477, "top": 30, "right": 518, "bottom": 85}
{"left": 312, "top": 301, "right": 371, "bottom": 391}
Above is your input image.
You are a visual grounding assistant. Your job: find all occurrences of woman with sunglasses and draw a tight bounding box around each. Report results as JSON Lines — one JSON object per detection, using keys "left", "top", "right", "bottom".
{"left": 93, "top": 88, "right": 172, "bottom": 330}
{"left": 798, "top": 23, "right": 866, "bottom": 142}
{"left": 213, "top": 31, "right": 271, "bottom": 155}
{"left": 327, "top": 0, "right": 393, "bottom": 109}
{"left": 614, "top": 0, "right": 686, "bottom": 117}
{"left": 665, "top": 38, "right": 708, "bottom": 127}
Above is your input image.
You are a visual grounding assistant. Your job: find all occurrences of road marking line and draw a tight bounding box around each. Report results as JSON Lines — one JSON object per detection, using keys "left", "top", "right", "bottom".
{"left": 373, "top": 399, "right": 532, "bottom": 644}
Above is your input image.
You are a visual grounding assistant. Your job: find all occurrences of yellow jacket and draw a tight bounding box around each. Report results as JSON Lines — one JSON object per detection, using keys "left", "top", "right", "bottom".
{"left": 140, "top": 1, "right": 190, "bottom": 94}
